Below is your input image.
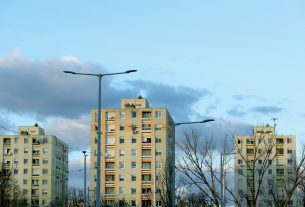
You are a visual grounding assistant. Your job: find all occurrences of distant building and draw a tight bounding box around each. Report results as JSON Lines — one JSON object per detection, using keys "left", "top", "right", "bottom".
{"left": 0, "top": 124, "right": 68, "bottom": 207}
{"left": 234, "top": 125, "right": 300, "bottom": 207}
{"left": 90, "top": 97, "right": 175, "bottom": 207}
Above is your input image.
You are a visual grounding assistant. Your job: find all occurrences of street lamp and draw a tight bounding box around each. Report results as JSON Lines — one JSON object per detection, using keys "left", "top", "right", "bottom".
{"left": 82, "top": 151, "right": 87, "bottom": 207}
{"left": 164, "top": 118, "right": 215, "bottom": 207}
{"left": 64, "top": 69, "right": 137, "bottom": 207}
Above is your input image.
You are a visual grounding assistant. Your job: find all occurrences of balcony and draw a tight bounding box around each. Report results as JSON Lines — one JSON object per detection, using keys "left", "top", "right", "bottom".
{"left": 142, "top": 112, "right": 152, "bottom": 119}
{"left": 3, "top": 138, "right": 11, "bottom": 145}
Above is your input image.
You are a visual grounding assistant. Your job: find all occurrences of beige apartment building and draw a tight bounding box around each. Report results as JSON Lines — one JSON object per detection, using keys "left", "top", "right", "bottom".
{"left": 0, "top": 124, "right": 68, "bottom": 207}
{"left": 90, "top": 97, "right": 175, "bottom": 207}
{"left": 234, "top": 125, "right": 300, "bottom": 207}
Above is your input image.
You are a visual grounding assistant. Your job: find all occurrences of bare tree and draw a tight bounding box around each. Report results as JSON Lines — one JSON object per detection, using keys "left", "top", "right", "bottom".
{"left": 67, "top": 187, "right": 84, "bottom": 207}
{"left": 0, "top": 162, "right": 25, "bottom": 207}
{"left": 176, "top": 129, "right": 236, "bottom": 207}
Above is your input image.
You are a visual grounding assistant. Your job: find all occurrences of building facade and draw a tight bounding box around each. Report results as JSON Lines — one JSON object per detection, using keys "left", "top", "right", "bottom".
{"left": 0, "top": 124, "right": 68, "bottom": 207}
{"left": 90, "top": 97, "right": 175, "bottom": 207}
{"left": 234, "top": 125, "right": 300, "bottom": 207}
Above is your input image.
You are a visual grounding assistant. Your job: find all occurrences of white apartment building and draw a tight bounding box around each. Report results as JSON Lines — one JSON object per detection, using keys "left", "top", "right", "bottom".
{"left": 234, "top": 125, "right": 300, "bottom": 207}
{"left": 0, "top": 124, "right": 68, "bottom": 207}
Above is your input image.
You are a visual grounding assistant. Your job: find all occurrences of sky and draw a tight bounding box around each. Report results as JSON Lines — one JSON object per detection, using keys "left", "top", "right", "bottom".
{"left": 1, "top": 0, "right": 305, "bottom": 187}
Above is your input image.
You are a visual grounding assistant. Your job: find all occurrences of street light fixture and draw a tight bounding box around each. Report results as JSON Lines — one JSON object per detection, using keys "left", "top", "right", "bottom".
{"left": 164, "top": 118, "right": 215, "bottom": 207}
{"left": 64, "top": 69, "right": 137, "bottom": 207}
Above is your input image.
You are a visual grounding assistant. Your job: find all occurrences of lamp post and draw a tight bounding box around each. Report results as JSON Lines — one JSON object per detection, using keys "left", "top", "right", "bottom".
{"left": 162, "top": 119, "right": 215, "bottom": 207}
{"left": 220, "top": 152, "right": 236, "bottom": 207}
{"left": 82, "top": 151, "right": 87, "bottom": 207}
{"left": 64, "top": 69, "right": 137, "bottom": 207}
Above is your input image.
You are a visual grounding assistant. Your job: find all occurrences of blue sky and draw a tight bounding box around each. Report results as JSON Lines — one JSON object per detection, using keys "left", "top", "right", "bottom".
{"left": 1, "top": 0, "right": 305, "bottom": 187}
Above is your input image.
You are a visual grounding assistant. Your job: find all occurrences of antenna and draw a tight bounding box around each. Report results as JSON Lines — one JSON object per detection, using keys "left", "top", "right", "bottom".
{"left": 271, "top": 117, "right": 278, "bottom": 128}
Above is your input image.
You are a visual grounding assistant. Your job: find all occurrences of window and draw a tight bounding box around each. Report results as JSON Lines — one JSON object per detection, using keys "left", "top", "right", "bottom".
{"left": 132, "top": 137, "right": 137, "bottom": 143}
{"left": 142, "top": 174, "right": 151, "bottom": 182}
{"left": 156, "top": 151, "right": 161, "bottom": 156}
{"left": 268, "top": 169, "right": 272, "bottom": 175}
{"left": 142, "top": 162, "right": 152, "bottom": 170}
{"left": 131, "top": 149, "right": 137, "bottom": 156}
{"left": 156, "top": 201, "right": 162, "bottom": 207}
{"left": 120, "top": 125, "right": 125, "bottom": 131}
{"left": 106, "top": 136, "right": 115, "bottom": 145}
{"left": 23, "top": 189, "right": 27, "bottom": 195}
{"left": 156, "top": 162, "right": 162, "bottom": 169}
{"left": 119, "top": 187, "right": 124, "bottom": 194}
{"left": 238, "top": 169, "right": 243, "bottom": 175}
{"left": 287, "top": 149, "right": 292, "bottom": 154}
{"left": 131, "top": 188, "right": 136, "bottom": 195}
{"left": 120, "top": 112, "right": 125, "bottom": 119}
{"left": 32, "top": 169, "right": 40, "bottom": 176}
{"left": 106, "top": 112, "right": 115, "bottom": 120}
{"left": 288, "top": 169, "right": 293, "bottom": 174}
{"left": 119, "top": 175, "right": 124, "bottom": 182}
{"left": 24, "top": 159, "right": 28, "bottom": 164}
{"left": 14, "top": 148, "right": 18, "bottom": 154}
{"left": 106, "top": 187, "right": 114, "bottom": 195}
{"left": 42, "top": 179, "right": 48, "bottom": 185}
{"left": 268, "top": 138, "right": 272, "bottom": 144}
{"left": 276, "top": 169, "right": 284, "bottom": 175}
{"left": 276, "top": 148, "right": 284, "bottom": 155}
{"left": 142, "top": 149, "right": 151, "bottom": 157}
{"left": 24, "top": 169, "right": 28, "bottom": 174}
{"left": 106, "top": 162, "right": 114, "bottom": 169}
{"left": 23, "top": 179, "right": 27, "bottom": 185}
{"left": 24, "top": 148, "right": 28, "bottom": 153}
{"left": 142, "top": 111, "right": 151, "bottom": 119}
{"left": 288, "top": 159, "right": 293, "bottom": 164}
{"left": 156, "top": 175, "right": 161, "bottom": 181}
{"left": 119, "top": 162, "right": 125, "bottom": 169}
{"left": 43, "top": 169, "right": 48, "bottom": 174}
{"left": 155, "top": 124, "right": 162, "bottom": 130}
{"left": 155, "top": 111, "right": 162, "bottom": 118}
{"left": 287, "top": 138, "right": 292, "bottom": 144}
{"left": 14, "top": 169, "right": 18, "bottom": 174}
{"left": 142, "top": 188, "right": 151, "bottom": 194}
{"left": 258, "top": 149, "right": 262, "bottom": 154}
{"left": 156, "top": 138, "right": 161, "bottom": 143}
{"left": 119, "top": 150, "right": 125, "bottom": 157}
{"left": 131, "top": 175, "right": 136, "bottom": 181}
{"left": 43, "top": 158, "right": 48, "bottom": 164}
{"left": 106, "top": 175, "right": 114, "bottom": 182}
{"left": 247, "top": 149, "right": 254, "bottom": 154}
{"left": 105, "top": 149, "right": 114, "bottom": 159}
{"left": 120, "top": 137, "right": 124, "bottom": 144}
{"left": 132, "top": 111, "right": 137, "bottom": 118}
{"left": 131, "top": 162, "right": 137, "bottom": 169}
{"left": 238, "top": 159, "right": 243, "bottom": 165}
{"left": 24, "top": 138, "right": 28, "bottom": 144}
{"left": 268, "top": 160, "right": 272, "bottom": 165}
{"left": 43, "top": 148, "right": 48, "bottom": 154}
{"left": 131, "top": 200, "right": 136, "bottom": 207}
{"left": 142, "top": 123, "right": 151, "bottom": 131}
{"left": 258, "top": 160, "right": 263, "bottom": 164}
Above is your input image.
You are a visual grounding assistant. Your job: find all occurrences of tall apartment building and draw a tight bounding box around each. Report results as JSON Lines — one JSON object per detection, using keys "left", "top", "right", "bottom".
{"left": 234, "top": 125, "right": 300, "bottom": 207}
{"left": 0, "top": 124, "right": 68, "bottom": 207}
{"left": 90, "top": 97, "right": 175, "bottom": 207}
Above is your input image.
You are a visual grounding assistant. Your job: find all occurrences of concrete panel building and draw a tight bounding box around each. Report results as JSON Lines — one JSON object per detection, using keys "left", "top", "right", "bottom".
{"left": 90, "top": 97, "right": 175, "bottom": 207}
{"left": 234, "top": 125, "right": 300, "bottom": 207}
{"left": 0, "top": 124, "right": 68, "bottom": 207}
